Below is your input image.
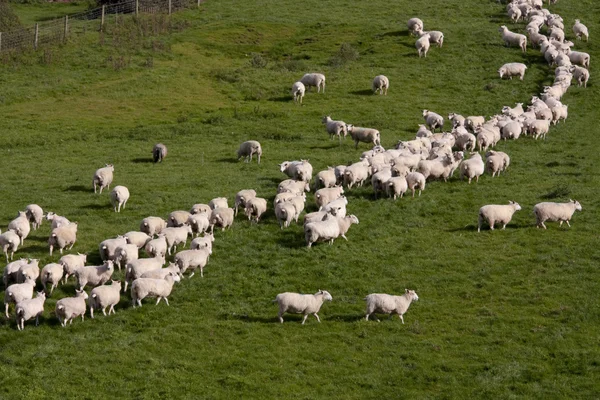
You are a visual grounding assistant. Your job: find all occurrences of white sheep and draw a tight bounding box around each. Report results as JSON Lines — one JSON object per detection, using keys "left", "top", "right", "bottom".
{"left": 315, "top": 186, "right": 344, "bottom": 209}
{"left": 371, "top": 167, "right": 392, "bottom": 199}
{"left": 291, "top": 81, "right": 305, "bottom": 104}
{"left": 167, "top": 210, "right": 192, "bottom": 227}
{"left": 533, "top": 200, "right": 582, "bottom": 229}
{"left": 209, "top": 208, "right": 235, "bottom": 232}
{"left": 160, "top": 226, "right": 193, "bottom": 255}
{"left": 114, "top": 244, "right": 139, "bottom": 271}
{"left": 304, "top": 214, "right": 340, "bottom": 247}
{"left": 314, "top": 167, "right": 337, "bottom": 190}
{"left": 320, "top": 196, "right": 348, "bottom": 218}
{"left": 190, "top": 232, "right": 215, "bottom": 253}
{"left": 499, "top": 25, "right": 527, "bottom": 53}
{"left": 45, "top": 212, "right": 70, "bottom": 229}
{"left": 89, "top": 280, "right": 121, "bottom": 318}
{"left": 140, "top": 216, "right": 167, "bottom": 236}
{"left": 529, "top": 119, "right": 551, "bottom": 140}
{"left": 237, "top": 141, "right": 262, "bottom": 163}
{"left": 99, "top": 236, "right": 128, "bottom": 262}
{"left": 244, "top": 197, "right": 268, "bottom": 223}
{"left": 187, "top": 213, "right": 210, "bottom": 237}
{"left": 24, "top": 204, "right": 43, "bottom": 230}
{"left": 190, "top": 203, "right": 211, "bottom": 215}
{"left": 141, "top": 263, "right": 182, "bottom": 280}
{"left": 75, "top": 261, "right": 114, "bottom": 290}
{"left": 59, "top": 253, "right": 87, "bottom": 284}
{"left": 291, "top": 160, "right": 313, "bottom": 183}
{"left": 486, "top": 151, "right": 508, "bottom": 177}
{"left": 300, "top": 73, "right": 326, "bottom": 93}
{"left": 548, "top": 27, "right": 565, "bottom": 42}
{"left": 422, "top": 110, "right": 444, "bottom": 131}
{"left": 48, "top": 222, "right": 78, "bottom": 256}
{"left": 3, "top": 258, "right": 28, "bottom": 287}
{"left": 174, "top": 248, "right": 210, "bottom": 277}
{"left": 0, "top": 230, "right": 20, "bottom": 262}
{"left": 278, "top": 179, "right": 309, "bottom": 195}
{"left": 417, "top": 152, "right": 462, "bottom": 182}
{"left": 346, "top": 125, "right": 381, "bottom": 149}
{"left": 406, "top": 172, "right": 426, "bottom": 197}
{"left": 372, "top": 75, "right": 389, "bottom": 95}
{"left": 17, "top": 259, "right": 39, "bottom": 283}
{"left": 92, "top": 164, "right": 114, "bottom": 194}
{"left": 572, "top": 20, "right": 589, "bottom": 42}
{"left": 567, "top": 49, "right": 590, "bottom": 69}
{"left": 385, "top": 176, "right": 408, "bottom": 200}
{"left": 144, "top": 236, "right": 167, "bottom": 258}
{"left": 8, "top": 211, "right": 30, "bottom": 246}
{"left": 501, "top": 121, "right": 523, "bottom": 140}
{"left": 570, "top": 65, "right": 589, "bottom": 88}
{"left": 337, "top": 215, "right": 359, "bottom": 240}
{"left": 131, "top": 273, "right": 180, "bottom": 307}
{"left": 465, "top": 116, "right": 486, "bottom": 132}
{"left": 498, "top": 63, "right": 527, "bottom": 80}
{"left": 415, "top": 28, "right": 444, "bottom": 47}
{"left": 478, "top": 201, "right": 522, "bottom": 232}
{"left": 551, "top": 104, "right": 568, "bottom": 125}
{"left": 4, "top": 277, "right": 35, "bottom": 318}
{"left": 124, "top": 255, "right": 165, "bottom": 292}
{"left": 275, "top": 202, "right": 296, "bottom": 229}
{"left": 273, "top": 290, "right": 333, "bottom": 324}
{"left": 209, "top": 197, "right": 229, "bottom": 210}
{"left": 407, "top": 18, "right": 423, "bottom": 36}
{"left": 459, "top": 153, "right": 485, "bottom": 184}
{"left": 303, "top": 210, "right": 333, "bottom": 225}
{"left": 55, "top": 290, "right": 88, "bottom": 327}
{"left": 322, "top": 116, "right": 348, "bottom": 141}
{"left": 235, "top": 189, "right": 257, "bottom": 216}
{"left": 110, "top": 186, "right": 129, "bottom": 213}
{"left": 364, "top": 290, "right": 419, "bottom": 323}
{"left": 41, "top": 263, "right": 63, "bottom": 294}
{"left": 15, "top": 291, "right": 46, "bottom": 331}
{"left": 152, "top": 143, "right": 167, "bottom": 163}
{"left": 343, "top": 161, "right": 371, "bottom": 188}
{"left": 415, "top": 33, "right": 431, "bottom": 58}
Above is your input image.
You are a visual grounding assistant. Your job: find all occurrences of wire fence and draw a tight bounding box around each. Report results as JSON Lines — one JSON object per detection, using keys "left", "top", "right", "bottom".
{"left": 0, "top": 0, "right": 194, "bottom": 52}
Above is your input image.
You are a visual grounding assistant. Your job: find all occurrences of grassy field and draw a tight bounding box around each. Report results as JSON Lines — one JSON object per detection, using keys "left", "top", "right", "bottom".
{"left": 1, "top": 0, "right": 599, "bottom": 398}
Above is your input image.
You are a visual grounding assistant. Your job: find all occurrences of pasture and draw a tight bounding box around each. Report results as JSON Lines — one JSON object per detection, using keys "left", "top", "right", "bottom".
{"left": 1, "top": 0, "right": 599, "bottom": 398}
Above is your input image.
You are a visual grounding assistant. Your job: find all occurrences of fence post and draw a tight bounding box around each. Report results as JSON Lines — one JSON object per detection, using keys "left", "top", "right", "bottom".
{"left": 63, "top": 16, "right": 69, "bottom": 42}
{"left": 197, "top": 0, "right": 200, "bottom": 8}
{"left": 135, "top": 0, "right": 139, "bottom": 16}
{"left": 168, "top": 0, "right": 172, "bottom": 15}
{"left": 34, "top": 23, "right": 39, "bottom": 50}
{"left": 101, "top": 5, "right": 105, "bottom": 31}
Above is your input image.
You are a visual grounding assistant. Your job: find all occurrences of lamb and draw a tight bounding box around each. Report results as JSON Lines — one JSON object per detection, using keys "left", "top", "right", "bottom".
{"left": 235, "top": 189, "right": 257, "bottom": 216}
{"left": 190, "top": 232, "right": 215, "bottom": 253}
{"left": 55, "top": 290, "right": 88, "bottom": 327}
{"left": 459, "top": 153, "right": 485, "bottom": 184}
{"left": 422, "top": 110, "right": 444, "bottom": 132}
{"left": 144, "top": 236, "right": 167, "bottom": 257}
{"left": 499, "top": 25, "right": 527, "bottom": 53}
{"left": 167, "top": 210, "right": 192, "bottom": 227}
{"left": 8, "top": 211, "right": 30, "bottom": 246}
{"left": 372, "top": 75, "right": 389, "bottom": 95}
{"left": 89, "top": 280, "right": 121, "bottom": 318}
{"left": 124, "top": 255, "right": 165, "bottom": 292}
{"left": 209, "top": 208, "right": 235, "bottom": 232}
{"left": 3, "top": 258, "right": 29, "bottom": 287}
{"left": 190, "top": 203, "right": 211, "bottom": 215}
{"left": 131, "top": 273, "right": 180, "bottom": 307}
{"left": 187, "top": 213, "right": 210, "bottom": 237}
{"left": 141, "top": 263, "right": 182, "bottom": 280}
{"left": 291, "top": 81, "right": 305, "bottom": 104}
{"left": 498, "top": 63, "right": 527, "bottom": 80}
{"left": 273, "top": 290, "right": 333, "bottom": 324}
{"left": 322, "top": 116, "right": 348, "bottom": 141}
{"left": 364, "top": 290, "right": 419, "bottom": 323}
{"left": 278, "top": 179, "right": 309, "bottom": 195}
{"left": 0, "top": 230, "right": 20, "bottom": 262}
{"left": 346, "top": 125, "right": 381, "bottom": 149}
{"left": 15, "top": 291, "right": 46, "bottom": 331}
{"left": 315, "top": 186, "right": 344, "bottom": 209}
{"left": 304, "top": 214, "right": 340, "bottom": 247}
{"left": 569, "top": 65, "right": 589, "bottom": 88}
{"left": 114, "top": 244, "right": 139, "bottom": 271}
{"left": 110, "top": 186, "right": 129, "bottom": 212}
{"left": 415, "top": 33, "right": 431, "bottom": 58}
{"left": 209, "top": 197, "right": 229, "bottom": 210}
{"left": 41, "top": 263, "right": 64, "bottom": 294}
{"left": 385, "top": 176, "right": 408, "bottom": 200}
{"left": 567, "top": 49, "right": 590, "bottom": 69}
{"left": 140, "top": 216, "right": 167, "bottom": 236}
{"left": 533, "top": 200, "right": 582, "bottom": 229}
{"left": 343, "top": 161, "right": 371, "bottom": 188}
{"left": 275, "top": 202, "right": 296, "bottom": 229}
{"left": 4, "top": 277, "right": 35, "bottom": 318}
{"left": 415, "top": 28, "right": 444, "bottom": 47}
{"left": 75, "top": 261, "right": 114, "bottom": 290}
{"left": 24, "top": 204, "right": 43, "bottom": 230}
{"left": 300, "top": 73, "right": 326, "bottom": 93}
{"left": 152, "top": 143, "right": 167, "bottom": 163}
{"left": 315, "top": 167, "right": 337, "bottom": 190}
{"left": 371, "top": 168, "right": 392, "bottom": 199}
{"left": 160, "top": 226, "right": 193, "bottom": 255}
{"left": 59, "top": 253, "right": 87, "bottom": 284}
{"left": 406, "top": 172, "right": 426, "bottom": 197}
{"left": 237, "top": 140, "right": 262, "bottom": 163}
{"left": 573, "top": 20, "right": 589, "bottom": 42}
{"left": 320, "top": 196, "right": 348, "bottom": 218}
{"left": 407, "top": 18, "right": 423, "bottom": 36}
{"left": 48, "top": 220, "right": 78, "bottom": 256}
{"left": 244, "top": 197, "right": 268, "bottom": 223}
{"left": 45, "top": 212, "right": 70, "bottom": 229}
{"left": 478, "top": 201, "right": 522, "bottom": 232}
{"left": 92, "top": 164, "right": 114, "bottom": 194}
{"left": 174, "top": 248, "right": 211, "bottom": 277}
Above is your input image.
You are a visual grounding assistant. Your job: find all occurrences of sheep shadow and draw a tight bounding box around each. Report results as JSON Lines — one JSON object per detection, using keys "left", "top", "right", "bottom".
{"left": 276, "top": 229, "right": 306, "bottom": 249}
{"left": 350, "top": 89, "right": 375, "bottom": 96}
{"left": 65, "top": 185, "right": 89, "bottom": 192}
{"left": 81, "top": 203, "right": 107, "bottom": 210}
{"left": 217, "top": 157, "right": 240, "bottom": 164}
{"left": 328, "top": 313, "right": 363, "bottom": 323}
{"left": 220, "top": 313, "right": 276, "bottom": 323}
{"left": 269, "top": 96, "right": 293, "bottom": 103}
{"left": 259, "top": 176, "right": 282, "bottom": 186}
{"left": 308, "top": 142, "right": 343, "bottom": 150}
{"left": 132, "top": 158, "right": 154, "bottom": 164}
{"left": 379, "top": 30, "right": 406, "bottom": 38}
{"left": 22, "top": 245, "right": 50, "bottom": 253}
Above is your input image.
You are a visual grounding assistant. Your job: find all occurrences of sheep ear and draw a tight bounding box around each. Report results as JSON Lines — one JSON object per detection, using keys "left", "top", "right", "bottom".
{"left": 509, "top": 200, "right": 514, "bottom": 204}
{"left": 405, "top": 289, "right": 409, "bottom": 293}
{"left": 569, "top": 198, "right": 573, "bottom": 202}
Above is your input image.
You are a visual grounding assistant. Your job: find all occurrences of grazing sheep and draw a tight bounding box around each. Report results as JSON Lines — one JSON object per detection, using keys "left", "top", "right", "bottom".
{"left": 422, "top": 110, "right": 444, "bottom": 132}
{"left": 167, "top": 210, "right": 192, "bottom": 227}
{"left": 385, "top": 176, "right": 408, "bottom": 200}
{"left": 41, "top": 263, "right": 64, "bottom": 294}
{"left": 140, "top": 216, "right": 167, "bottom": 236}
{"left": 110, "top": 186, "right": 130, "bottom": 213}
{"left": 274, "top": 290, "right": 333, "bottom": 324}
{"left": 8, "top": 211, "right": 30, "bottom": 246}
{"left": 3, "top": 258, "right": 28, "bottom": 287}
{"left": 190, "top": 232, "right": 215, "bottom": 254}
{"left": 570, "top": 65, "right": 589, "bottom": 88}
{"left": 315, "top": 186, "right": 344, "bottom": 209}
{"left": 209, "top": 197, "right": 229, "bottom": 210}
{"left": 45, "top": 212, "right": 70, "bottom": 229}
{"left": 187, "top": 213, "right": 210, "bottom": 237}
{"left": 533, "top": 200, "right": 582, "bottom": 229}
{"left": 478, "top": 201, "right": 522, "bottom": 232}
{"left": 144, "top": 236, "right": 168, "bottom": 258}
{"left": 131, "top": 273, "right": 180, "bottom": 307}
{"left": 300, "top": 73, "right": 326, "bottom": 93}
{"left": 237, "top": 140, "right": 262, "bottom": 163}
{"left": 124, "top": 255, "right": 165, "bottom": 292}
{"left": 75, "top": 261, "right": 114, "bottom": 290}
{"left": 59, "top": 253, "right": 87, "bottom": 284}
{"left": 244, "top": 197, "right": 268, "bottom": 223}
{"left": 0, "top": 230, "right": 20, "bottom": 262}
{"left": 407, "top": 18, "right": 424, "bottom": 36}
{"left": 190, "top": 203, "right": 211, "bottom": 215}
{"left": 114, "top": 244, "right": 139, "bottom": 271}
{"left": 4, "top": 277, "right": 35, "bottom": 318}
{"left": 152, "top": 143, "right": 167, "bottom": 163}
{"left": 406, "top": 172, "right": 426, "bottom": 197}
{"left": 174, "top": 248, "right": 210, "bottom": 277}
{"left": 548, "top": 27, "right": 565, "bottom": 42}
{"left": 372, "top": 75, "right": 389, "bottom": 95}
{"left": 346, "top": 125, "right": 381, "bottom": 149}
{"left": 499, "top": 25, "right": 527, "bottom": 53}
{"left": 17, "top": 259, "right": 40, "bottom": 284}
{"left": 415, "top": 33, "right": 431, "bottom": 58}
{"left": 322, "top": 116, "right": 348, "bottom": 141}
{"left": 209, "top": 208, "right": 235, "bottom": 232}
{"left": 55, "top": 290, "right": 88, "bottom": 327}
{"left": 364, "top": 290, "right": 419, "bottom": 323}
{"left": 459, "top": 153, "right": 485, "bottom": 184}
{"left": 572, "top": 20, "right": 589, "bottom": 42}
{"left": 498, "top": 63, "right": 527, "bottom": 80}
{"left": 160, "top": 226, "right": 193, "bottom": 255}
{"left": 291, "top": 81, "right": 305, "bottom": 104}
{"left": 235, "top": 189, "right": 257, "bottom": 216}
{"left": 304, "top": 214, "right": 340, "bottom": 248}
{"left": 415, "top": 28, "right": 444, "bottom": 47}
{"left": 567, "top": 49, "right": 590, "bottom": 69}
{"left": 24, "top": 204, "right": 43, "bottom": 230}
{"left": 527, "top": 27, "right": 546, "bottom": 49}
{"left": 89, "top": 280, "right": 121, "bottom": 318}
{"left": 15, "top": 291, "right": 46, "bottom": 331}
{"left": 275, "top": 202, "right": 296, "bottom": 229}
{"left": 92, "top": 164, "right": 114, "bottom": 194}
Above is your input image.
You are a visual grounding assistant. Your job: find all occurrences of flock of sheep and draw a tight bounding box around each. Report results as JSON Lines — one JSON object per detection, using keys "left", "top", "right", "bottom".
{"left": 0, "top": 0, "right": 590, "bottom": 329}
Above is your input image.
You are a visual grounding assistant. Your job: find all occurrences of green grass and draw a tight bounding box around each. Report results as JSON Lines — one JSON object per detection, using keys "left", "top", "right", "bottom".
{"left": 1, "top": 0, "right": 599, "bottom": 398}
{"left": 10, "top": 1, "right": 94, "bottom": 26}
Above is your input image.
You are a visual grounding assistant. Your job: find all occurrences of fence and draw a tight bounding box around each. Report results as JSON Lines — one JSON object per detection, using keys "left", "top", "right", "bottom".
{"left": 0, "top": 0, "right": 194, "bottom": 53}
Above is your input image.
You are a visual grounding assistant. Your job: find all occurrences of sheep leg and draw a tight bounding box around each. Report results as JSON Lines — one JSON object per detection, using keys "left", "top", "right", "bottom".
{"left": 137, "top": 299, "right": 142, "bottom": 307}
{"left": 301, "top": 314, "right": 309, "bottom": 325}
{"left": 313, "top": 313, "right": 321, "bottom": 323}
{"left": 156, "top": 297, "right": 162, "bottom": 305}
{"left": 278, "top": 313, "right": 284, "bottom": 323}
{"left": 399, "top": 314, "right": 405, "bottom": 324}
{"left": 559, "top": 221, "right": 563, "bottom": 227}
{"left": 109, "top": 305, "right": 115, "bottom": 315}
{"left": 341, "top": 235, "right": 348, "bottom": 241}
{"left": 566, "top": 220, "right": 571, "bottom": 227}
{"left": 164, "top": 298, "right": 170, "bottom": 306}
{"left": 5, "top": 304, "right": 9, "bottom": 319}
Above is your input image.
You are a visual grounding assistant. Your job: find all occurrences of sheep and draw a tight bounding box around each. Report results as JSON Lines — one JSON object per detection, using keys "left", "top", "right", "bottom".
{"left": 385, "top": 176, "right": 408, "bottom": 200}
{"left": 59, "top": 253, "right": 87, "bottom": 284}
{"left": 140, "top": 216, "right": 166, "bottom": 236}
{"left": 573, "top": 20, "right": 589, "bottom": 42}
{"left": 167, "top": 210, "right": 192, "bottom": 227}
{"left": 273, "top": 290, "right": 333, "bottom": 324}
{"left": 89, "top": 280, "right": 121, "bottom": 318}
{"left": 190, "top": 203, "right": 211, "bottom": 215}
{"left": 174, "top": 248, "right": 211, "bottom": 278}
{"left": 314, "top": 167, "right": 337, "bottom": 190}
{"left": 315, "top": 186, "right": 344, "bottom": 209}
{"left": 407, "top": 18, "right": 424, "bottom": 36}
{"left": 114, "top": 244, "right": 139, "bottom": 271}
{"left": 45, "top": 212, "right": 70, "bottom": 229}
{"left": 415, "top": 28, "right": 444, "bottom": 47}
{"left": 8, "top": 211, "right": 30, "bottom": 246}
{"left": 24, "top": 204, "right": 43, "bottom": 230}
{"left": 304, "top": 210, "right": 334, "bottom": 225}
{"left": 0, "top": 230, "right": 20, "bottom": 262}
{"left": 240, "top": 197, "right": 267, "bottom": 223}
{"left": 209, "top": 197, "right": 229, "bottom": 210}
{"left": 501, "top": 121, "right": 523, "bottom": 140}
{"left": 498, "top": 63, "right": 527, "bottom": 80}
{"left": 144, "top": 236, "right": 167, "bottom": 258}
{"left": 527, "top": 27, "right": 546, "bottom": 49}
{"left": 569, "top": 65, "right": 589, "bottom": 88}
{"left": 459, "top": 153, "right": 485, "bottom": 184}
{"left": 499, "top": 25, "right": 527, "bottom": 52}
{"left": 346, "top": 125, "right": 381, "bottom": 149}
{"left": 47, "top": 222, "right": 78, "bottom": 256}
{"left": 304, "top": 214, "right": 340, "bottom": 247}
{"left": 476, "top": 128, "right": 497, "bottom": 151}
{"left": 4, "top": 277, "right": 35, "bottom": 318}
{"left": 187, "top": 213, "right": 210, "bottom": 237}
{"left": 422, "top": 110, "right": 444, "bottom": 132}
{"left": 322, "top": 116, "right": 348, "bottom": 141}
{"left": 98, "top": 236, "right": 127, "bottom": 262}
{"left": 551, "top": 104, "right": 568, "bottom": 125}
{"left": 507, "top": 5, "right": 522, "bottom": 23}
{"left": 274, "top": 192, "right": 296, "bottom": 208}
{"left": 109, "top": 185, "right": 129, "bottom": 213}
{"left": 406, "top": 172, "right": 426, "bottom": 197}
{"left": 478, "top": 201, "right": 522, "bottom": 232}
{"left": 237, "top": 140, "right": 262, "bottom": 163}
{"left": 417, "top": 152, "right": 462, "bottom": 182}
{"left": 131, "top": 273, "right": 180, "bottom": 307}
{"left": 284, "top": 195, "right": 305, "bottom": 223}
{"left": 124, "top": 255, "right": 165, "bottom": 292}
{"left": 160, "top": 226, "right": 193, "bottom": 255}
{"left": 452, "top": 130, "right": 477, "bottom": 152}
{"left": 529, "top": 119, "right": 551, "bottom": 140}
{"left": 141, "top": 263, "right": 182, "bottom": 280}
{"left": 3, "top": 258, "right": 29, "bottom": 287}
{"left": 548, "top": 27, "right": 565, "bottom": 42}
{"left": 391, "top": 153, "right": 424, "bottom": 172}
{"left": 209, "top": 208, "right": 235, "bottom": 232}
{"left": 152, "top": 143, "right": 167, "bottom": 163}
{"left": 278, "top": 179, "right": 309, "bottom": 195}
{"left": 16, "top": 259, "right": 39, "bottom": 284}
{"left": 15, "top": 291, "right": 46, "bottom": 331}
{"left": 486, "top": 152, "right": 507, "bottom": 177}
{"left": 364, "top": 290, "right": 419, "bottom": 323}
{"left": 92, "top": 164, "right": 114, "bottom": 194}
{"left": 55, "top": 290, "right": 88, "bottom": 327}
{"left": 372, "top": 75, "right": 389, "bottom": 95}
{"left": 41, "top": 263, "right": 63, "bottom": 294}
{"left": 75, "top": 261, "right": 114, "bottom": 290}
{"left": 567, "top": 49, "right": 590, "bottom": 69}
{"left": 533, "top": 200, "right": 582, "bottom": 229}
{"left": 300, "top": 73, "right": 326, "bottom": 93}
{"left": 501, "top": 103, "right": 524, "bottom": 118}
{"left": 190, "top": 232, "right": 215, "bottom": 253}
{"left": 320, "top": 196, "right": 348, "bottom": 218}
{"left": 334, "top": 165, "right": 347, "bottom": 185}
{"left": 235, "top": 189, "right": 257, "bottom": 216}
{"left": 275, "top": 202, "right": 296, "bottom": 229}
{"left": 415, "top": 33, "right": 431, "bottom": 58}
{"left": 291, "top": 81, "right": 305, "bottom": 104}
{"left": 371, "top": 168, "right": 392, "bottom": 199}
{"left": 343, "top": 160, "right": 371, "bottom": 188}
{"left": 280, "top": 160, "right": 313, "bottom": 182}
